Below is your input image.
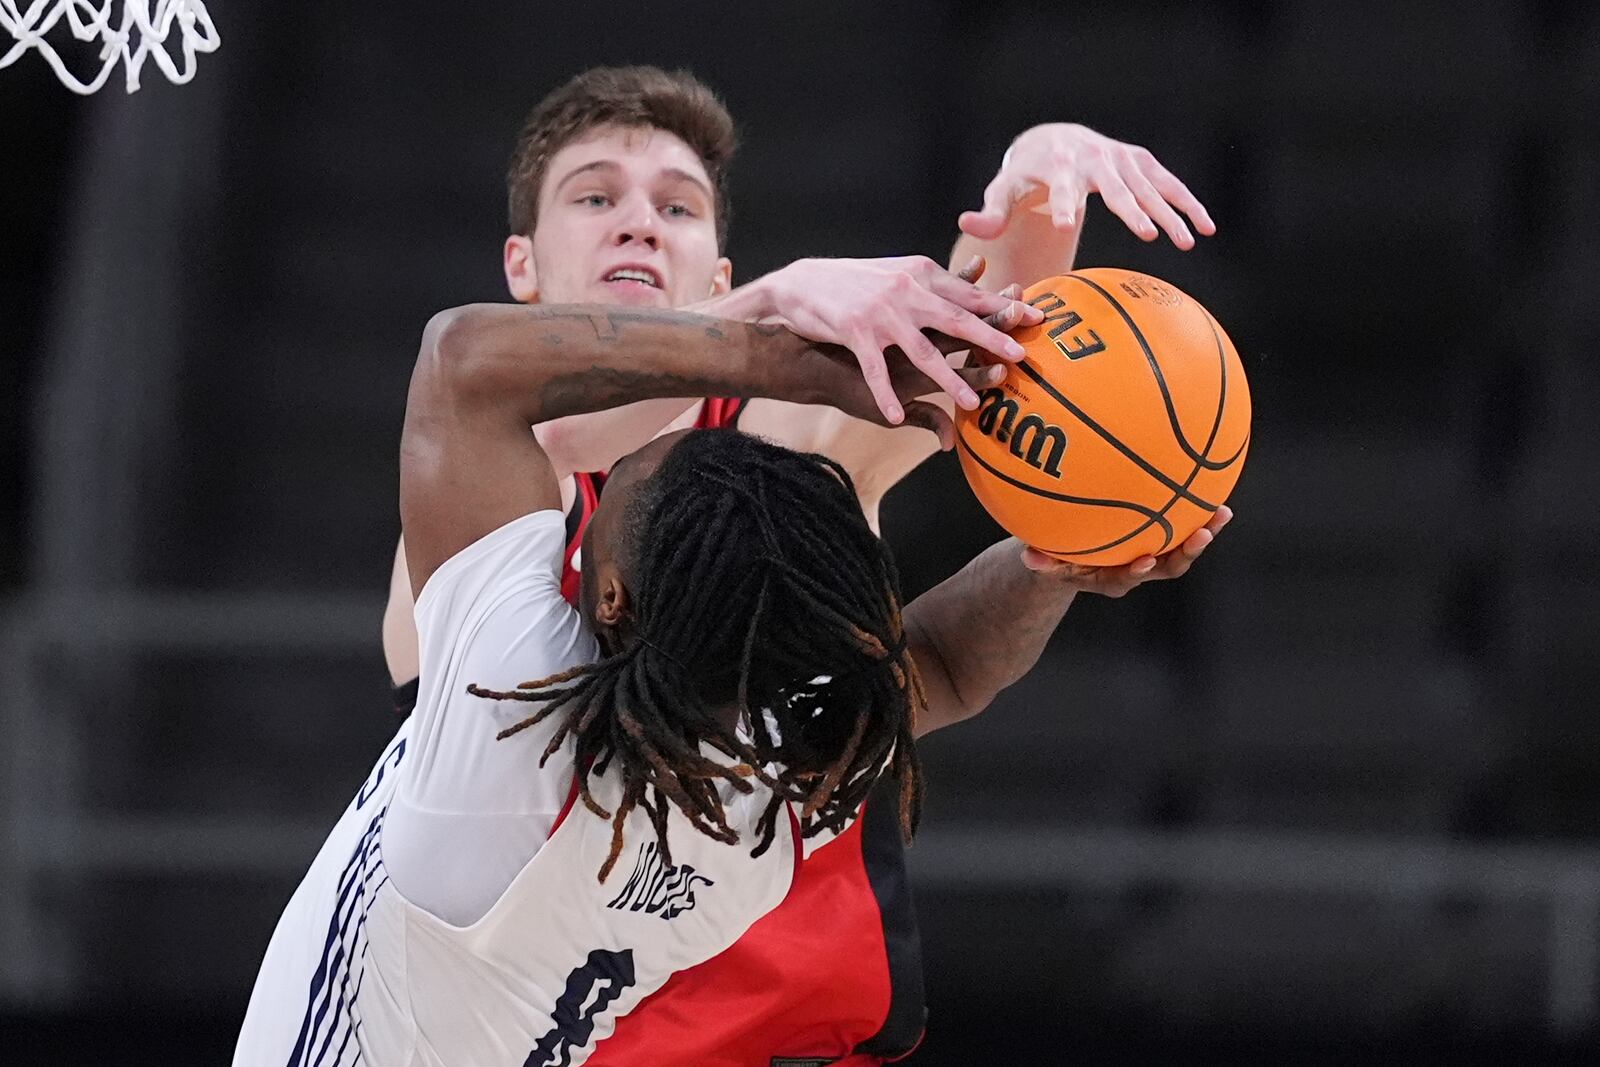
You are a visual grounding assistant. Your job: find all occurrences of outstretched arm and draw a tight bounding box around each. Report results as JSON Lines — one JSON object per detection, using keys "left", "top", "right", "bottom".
{"left": 951, "top": 123, "right": 1216, "bottom": 293}
{"left": 747, "top": 128, "right": 1218, "bottom": 528}
{"left": 904, "top": 507, "right": 1232, "bottom": 738}
{"left": 401, "top": 302, "right": 1004, "bottom": 598}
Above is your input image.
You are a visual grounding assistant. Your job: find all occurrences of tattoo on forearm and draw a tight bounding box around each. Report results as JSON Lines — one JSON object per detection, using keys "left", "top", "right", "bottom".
{"left": 543, "top": 366, "right": 717, "bottom": 419}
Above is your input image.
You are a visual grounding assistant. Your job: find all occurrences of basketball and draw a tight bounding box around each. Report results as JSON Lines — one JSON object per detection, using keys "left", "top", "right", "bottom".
{"left": 955, "top": 268, "right": 1251, "bottom": 566}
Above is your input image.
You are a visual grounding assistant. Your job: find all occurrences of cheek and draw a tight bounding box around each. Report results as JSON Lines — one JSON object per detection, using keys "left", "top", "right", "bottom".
{"left": 670, "top": 232, "right": 723, "bottom": 296}
{"left": 532, "top": 215, "right": 603, "bottom": 274}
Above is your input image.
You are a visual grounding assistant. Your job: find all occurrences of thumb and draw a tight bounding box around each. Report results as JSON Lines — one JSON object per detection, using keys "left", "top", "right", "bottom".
{"left": 1020, "top": 545, "right": 1067, "bottom": 572}
{"left": 958, "top": 174, "right": 1015, "bottom": 240}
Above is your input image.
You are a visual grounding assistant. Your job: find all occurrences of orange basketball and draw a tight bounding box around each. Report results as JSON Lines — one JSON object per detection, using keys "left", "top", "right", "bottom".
{"left": 955, "top": 268, "right": 1251, "bottom": 566}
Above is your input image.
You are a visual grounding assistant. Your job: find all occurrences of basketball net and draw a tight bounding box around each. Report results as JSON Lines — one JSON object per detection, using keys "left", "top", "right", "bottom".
{"left": 1, "top": 0, "right": 219, "bottom": 94}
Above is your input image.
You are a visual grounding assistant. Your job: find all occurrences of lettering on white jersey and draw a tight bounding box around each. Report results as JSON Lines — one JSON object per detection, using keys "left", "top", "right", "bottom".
{"left": 604, "top": 839, "right": 714, "bottom": 920}
{"left": 526, "top": 948, "right": 637, "bottom": 1067}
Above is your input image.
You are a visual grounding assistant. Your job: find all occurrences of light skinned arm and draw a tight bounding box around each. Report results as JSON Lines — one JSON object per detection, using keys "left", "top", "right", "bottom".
{"left": 951, "top": 123, "right": 1217, "bottom": 293}
{"left": 749, "top": 127, "right": 1220, "bottom": 527}
{"left": 905, "top": 507, "right": 1232, "bottom": 737}
{"left": 739, "top": 261, "right": 1041, "bottom": 528}
{"left": 401, "top": 302, "right": 1003, "bottom": 598}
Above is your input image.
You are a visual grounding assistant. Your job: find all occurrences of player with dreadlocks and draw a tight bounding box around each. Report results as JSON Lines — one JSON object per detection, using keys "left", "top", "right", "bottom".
{"left": 472, "top": 430, "right": 927, "bottom": 884}
{"left": 235, "top": 291, "right": 1228, "bottom": 1066}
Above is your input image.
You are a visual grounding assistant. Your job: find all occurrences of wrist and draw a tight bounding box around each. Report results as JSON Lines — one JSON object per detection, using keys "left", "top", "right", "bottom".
{"left": 735, "top": 320, "right": 828, "bottom": 406}
{"left": 697, "top": 274, "right": 779, "bottom": 323}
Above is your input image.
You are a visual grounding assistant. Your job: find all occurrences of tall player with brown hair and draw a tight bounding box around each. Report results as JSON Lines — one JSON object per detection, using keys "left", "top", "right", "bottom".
{"left": 353, "top": 67, "right": 1222, "bottom": 1062}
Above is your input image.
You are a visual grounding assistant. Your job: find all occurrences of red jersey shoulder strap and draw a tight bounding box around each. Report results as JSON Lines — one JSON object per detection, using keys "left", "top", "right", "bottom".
{"left": 560, "top": 471, "right": 605, "bottom": 607}
{"left": 694, "top": 397, "right": 746, "bottom": 430}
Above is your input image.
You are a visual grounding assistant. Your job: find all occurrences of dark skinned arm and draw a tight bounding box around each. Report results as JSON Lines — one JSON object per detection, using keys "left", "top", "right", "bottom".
{"left": 400, "top": 303, "right": 1000, "bottom": 600}
{"left": 904, "top": 508, "right": 1232, "bottom": 738}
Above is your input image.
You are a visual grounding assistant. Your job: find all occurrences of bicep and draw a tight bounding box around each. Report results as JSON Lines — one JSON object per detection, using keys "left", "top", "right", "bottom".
{"left": 737, "top": 397, "right": 944, "bottom": 527}
{"left": 399, "top": 328, "right": 562, "bottom": 600}
{"left": 534, "top": 398, "right": 702, "bottom": 479}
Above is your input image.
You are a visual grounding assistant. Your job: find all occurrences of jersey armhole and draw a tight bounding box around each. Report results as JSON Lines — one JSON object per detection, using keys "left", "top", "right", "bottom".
{"left": 545, "top": 768, "right": 583, "bottom": 843}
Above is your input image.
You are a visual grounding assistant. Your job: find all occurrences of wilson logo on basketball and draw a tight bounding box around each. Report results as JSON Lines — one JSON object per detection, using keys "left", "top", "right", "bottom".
{"left": 974, "top": 388, "right": 1067, "bottom": 479}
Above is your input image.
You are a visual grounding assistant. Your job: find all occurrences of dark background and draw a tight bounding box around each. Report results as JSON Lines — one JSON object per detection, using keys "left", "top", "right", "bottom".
{"left": 3, "top": 0, "right": 1598, "bottom": 1063}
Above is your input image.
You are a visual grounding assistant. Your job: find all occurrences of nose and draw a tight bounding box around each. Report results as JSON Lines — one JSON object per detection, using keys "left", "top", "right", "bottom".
{"left": 609, "top": 190, "right": 659, "bottom": 250}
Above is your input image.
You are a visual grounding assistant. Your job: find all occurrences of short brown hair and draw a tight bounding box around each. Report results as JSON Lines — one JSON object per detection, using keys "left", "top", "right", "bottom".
{"left": 507, "top": 66, "right": 737, "bottom": 247}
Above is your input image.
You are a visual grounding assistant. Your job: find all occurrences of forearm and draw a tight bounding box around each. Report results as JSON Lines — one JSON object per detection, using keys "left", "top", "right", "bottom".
{"left": 950, "top": 206, "right": 1082, "bottom": 293}
{"left": 522, "top": 283, "right": 781, "bottom": 476}
{"left": 431, "top": 302, "right": 864, "bottom": 426}
{"left": 904, "top": 537, "right": 1079, "bottom": 735}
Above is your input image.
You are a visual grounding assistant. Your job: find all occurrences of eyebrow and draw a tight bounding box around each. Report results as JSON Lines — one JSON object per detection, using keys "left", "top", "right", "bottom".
{"left": 552, "top": 160, "right": 713, "bottom": 201}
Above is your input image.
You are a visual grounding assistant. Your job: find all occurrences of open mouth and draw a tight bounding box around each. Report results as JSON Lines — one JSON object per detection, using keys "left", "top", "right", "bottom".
{"left": 602, "top": 266, "right": 663, "bottom": 289}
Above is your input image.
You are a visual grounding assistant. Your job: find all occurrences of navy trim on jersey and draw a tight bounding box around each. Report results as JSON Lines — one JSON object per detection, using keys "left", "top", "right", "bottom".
{"left": 286, "top": 805, "right": 389, "bottom": 1067}
{"left": 852, "top": 775, "right": 927, "bottom": 1058}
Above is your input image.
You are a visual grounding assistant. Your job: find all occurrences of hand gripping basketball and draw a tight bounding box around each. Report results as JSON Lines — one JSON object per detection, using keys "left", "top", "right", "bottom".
{"left": 764, "top": 255, "right": 1040, "bottom": 424}
{"left": 1020, "top": 505, "right": 1233, "bottom": 596}
{"left": 955, "top": 269, "right": 1251, "bottom": 567}
{"left": 810, "top": 273, "right": 1044, "bottom": 450}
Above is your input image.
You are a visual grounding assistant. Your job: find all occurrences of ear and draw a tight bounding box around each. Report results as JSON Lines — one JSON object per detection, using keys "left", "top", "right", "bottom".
{"left": 504, "top": 234, "right": 539, "bottom": 303}
{"left": 592, "top": 565, "right": 632, "bottom": 632}
{"left": 709, "top": 256, "right": 733, "bottom": 297}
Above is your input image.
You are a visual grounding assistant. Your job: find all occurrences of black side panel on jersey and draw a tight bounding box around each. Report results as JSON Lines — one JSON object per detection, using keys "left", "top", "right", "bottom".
{"left": 393, "top": 676, "right": 419, "bottom": 718}
{"left": 852, "top": 774, "right": 928, "bottom": 1057}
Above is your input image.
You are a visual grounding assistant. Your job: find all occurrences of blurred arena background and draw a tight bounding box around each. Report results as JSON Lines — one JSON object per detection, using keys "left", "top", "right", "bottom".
{"left": 2, "top": 0, "right": 1598, "bottom": 1062}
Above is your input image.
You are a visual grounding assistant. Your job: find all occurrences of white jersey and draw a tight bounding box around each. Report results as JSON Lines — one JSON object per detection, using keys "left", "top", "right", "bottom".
{"left": 234, "top": 511, "right": 801, "bottom": 1067}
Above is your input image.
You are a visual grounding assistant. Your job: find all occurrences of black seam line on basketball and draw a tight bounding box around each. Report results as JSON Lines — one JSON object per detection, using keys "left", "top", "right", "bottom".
{"left": 955, "top": 431, "right": 1174, "bottom": 548}
{"left": 1059, "top": 314, "right": 1240, "bottom": 557}
{"left": 1198, "top": 303, "right": 1248, "bottom": 468}
{"left": 1064, "top": 274, "right": 1238, "bottom": 472}
{"left": 1012, "top": 360, "right": 1220, "bottom": 512}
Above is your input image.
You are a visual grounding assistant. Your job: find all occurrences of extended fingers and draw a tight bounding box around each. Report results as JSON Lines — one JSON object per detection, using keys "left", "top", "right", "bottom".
{"left": 847, "top": 334, "right": 905, "bottom": 424}
{"left": 1140, "top": 156, "right": 1216, "bottom": 236}
{"left": 1092, "top": 163, "right": 1159, "bottom": 242}
{"left": 985, "top": 283, "right": 1040, "bottom": 332}
{"left": 958, "top": 173, "right": 1017, "bottom": 239}
{"left": 891, "top": 323, "right": 981, "bottom": 410}
{"left": 958, "top": 363, "right": 1008, "bottom": 391}
{"left": 924, "top": 266, "right": 1021, "bottom": 319}
{"left": 1117, "top": 156, "right": 1193, "bottom": 249}
{"left": 920, "top": 295, "right": 1028, "bottom": 362}
{"left": 1045, "top": 171, "right": 1086, "bottom": 231}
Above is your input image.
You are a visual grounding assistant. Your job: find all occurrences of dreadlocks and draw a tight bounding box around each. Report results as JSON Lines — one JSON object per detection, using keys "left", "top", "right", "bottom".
{"left": 466, "top": 430, "right": 926, "bottom": 882}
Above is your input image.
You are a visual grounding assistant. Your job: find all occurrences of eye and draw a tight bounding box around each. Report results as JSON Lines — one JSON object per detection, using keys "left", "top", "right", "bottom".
{"left": 577, "top": 193, "right": 611, "bottom": 208}
{"left": 662, "top": 202, "right": 694, "bottom": 218}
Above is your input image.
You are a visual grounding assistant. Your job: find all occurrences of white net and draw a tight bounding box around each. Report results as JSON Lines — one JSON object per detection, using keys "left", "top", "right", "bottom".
{"left": 1, "top": 0, "right": 219, "bottom": 94}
